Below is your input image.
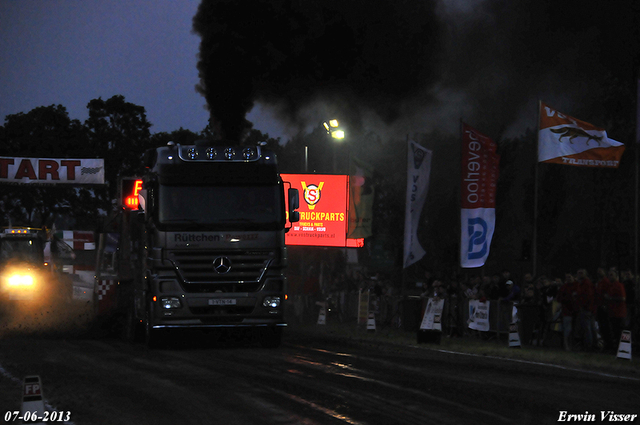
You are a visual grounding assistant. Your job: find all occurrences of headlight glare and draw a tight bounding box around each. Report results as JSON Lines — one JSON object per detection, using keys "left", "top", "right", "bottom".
{"left": 160, "top": 297, "right": 181, "bottom": 309}
{"left": 262, "top": 296, "right": 281, "bottom": 309}
{"left": 8, "top": 274, "right": 34, "bottom": 287}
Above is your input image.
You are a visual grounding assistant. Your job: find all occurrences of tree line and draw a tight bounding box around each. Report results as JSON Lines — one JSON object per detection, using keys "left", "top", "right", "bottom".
{"left": 1, "top": 91, "right": 638, "bottom": 278}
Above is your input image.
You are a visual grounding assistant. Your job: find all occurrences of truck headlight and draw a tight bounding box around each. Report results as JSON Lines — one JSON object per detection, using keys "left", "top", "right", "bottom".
{"left": 262, "top": 296, "right": 281, "bottom": 309}
{"left": 8, "top": 274, "right": 34, "bottom": 287}
{"left": 160, "top": 297, "right": 181, "bottom": 309}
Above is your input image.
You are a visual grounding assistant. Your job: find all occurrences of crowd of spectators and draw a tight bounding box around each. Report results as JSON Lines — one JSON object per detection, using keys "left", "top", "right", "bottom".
{"left": 291, "top": 264, "right": 638, "bottom": 353}
{"left": 413, "top": 267, "right": 637, "bottom": 352}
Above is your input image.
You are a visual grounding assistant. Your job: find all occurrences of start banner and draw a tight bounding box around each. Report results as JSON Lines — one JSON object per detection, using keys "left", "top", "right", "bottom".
{"left": 0, "top": 157, "right": 105, "bottom": 185}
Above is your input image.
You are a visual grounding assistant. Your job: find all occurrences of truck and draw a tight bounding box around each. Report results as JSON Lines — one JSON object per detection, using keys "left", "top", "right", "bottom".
{"left": 95, "top": 141, "right": 299, "bottom": 347}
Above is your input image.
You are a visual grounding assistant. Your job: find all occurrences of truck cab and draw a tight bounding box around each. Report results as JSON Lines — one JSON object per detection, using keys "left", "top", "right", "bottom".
{"left": 97, "top": 141, "right": 299, "bottom": 347}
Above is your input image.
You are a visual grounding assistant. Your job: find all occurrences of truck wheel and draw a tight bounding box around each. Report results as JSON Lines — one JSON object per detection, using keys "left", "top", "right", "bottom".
{"left": 259, "top": 326, "right": 283, "bottom": 348}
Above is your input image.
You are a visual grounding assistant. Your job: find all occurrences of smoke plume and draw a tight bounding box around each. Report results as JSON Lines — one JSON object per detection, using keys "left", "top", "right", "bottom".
{"left": 193, "top": 0, "right": 639, "bottom": 141}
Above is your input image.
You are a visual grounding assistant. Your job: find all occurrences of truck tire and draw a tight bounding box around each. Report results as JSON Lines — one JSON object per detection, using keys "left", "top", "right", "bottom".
{"left": 259, "top": 326, "right": 283, "bottom": 348}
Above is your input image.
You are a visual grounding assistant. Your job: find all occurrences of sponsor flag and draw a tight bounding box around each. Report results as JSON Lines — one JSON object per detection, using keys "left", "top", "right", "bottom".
{"left": 460, "top": 124, "right": 499, "bottom": 268}
{"left": 348, "top": 157, "right": 374, "bottom": 239}
{"left": 0, "top": 157, "right": 105, "bottom": 184}
{"left": 404, "top": 140, "right": 432, "bottom": 268}
{"left": 538, "top": 102, "right": 625, "bottom": 168}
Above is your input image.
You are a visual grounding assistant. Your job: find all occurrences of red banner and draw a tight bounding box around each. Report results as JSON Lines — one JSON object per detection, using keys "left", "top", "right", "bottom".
{"left": 461, "top": 124, "right": 499, "bottom": 209}
{"left": 282, "top": 174, "right": 349, "bottom": 247}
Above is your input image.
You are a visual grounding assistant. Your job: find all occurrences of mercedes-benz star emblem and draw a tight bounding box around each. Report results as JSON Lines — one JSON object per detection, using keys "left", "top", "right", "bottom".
{"left": 213, "top": 256, "right": 232, "bottom": 274}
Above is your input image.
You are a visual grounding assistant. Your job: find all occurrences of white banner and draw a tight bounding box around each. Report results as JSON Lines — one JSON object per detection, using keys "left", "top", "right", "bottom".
{"left": 0, "top": 157, "right": 104, "bottom": 185}
{"left": 468, "top": 299, "right": 490, "bottom": 332}
{"left": 403, "top": 141, "right": 432, "bottom": 268}
{"left": 460, "top": 208, "right": 496, "bottom": 268}
{"left": 420, "top": 297, "right": 444, "bottom": 331}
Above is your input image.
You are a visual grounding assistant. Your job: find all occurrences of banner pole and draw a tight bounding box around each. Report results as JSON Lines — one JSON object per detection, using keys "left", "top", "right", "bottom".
{"left": 401, "top": 134, "right": 409, "bottom": 301}
{"left": 533, "top": 100, "right": 541, "bottom": 277}
{"left": 635, "top": 78, "right": 639, "bottom": 291}
{"left": 459, "top": 119, "right": 463, "bottom": 271}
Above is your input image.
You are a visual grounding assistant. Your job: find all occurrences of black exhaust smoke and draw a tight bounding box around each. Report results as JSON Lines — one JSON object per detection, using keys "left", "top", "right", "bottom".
{"left": 193, "top": 0, "right": 638, "bottom": 142}
{"left": 193, "top": 0, "right": 442, "bottom": 141}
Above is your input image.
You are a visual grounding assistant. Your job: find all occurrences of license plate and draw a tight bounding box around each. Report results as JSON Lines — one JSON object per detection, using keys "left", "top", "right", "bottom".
{"left": 208, "top": 298, "right": 236, "bottom": 306}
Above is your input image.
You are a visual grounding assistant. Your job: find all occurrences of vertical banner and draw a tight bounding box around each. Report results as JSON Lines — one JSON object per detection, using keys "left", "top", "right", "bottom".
{"left": 348, "top": 157, "right": 375, "bottom": 239}
{"left": 460, "top": 124, "right": 499, "bottom": 268}
{"left": 404, "top": 140, "right": 432, "bottom": 268}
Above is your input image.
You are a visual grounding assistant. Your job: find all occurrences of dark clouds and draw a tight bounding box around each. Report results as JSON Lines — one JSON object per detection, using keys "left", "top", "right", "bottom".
{"left": 193, "top": 0, "right": 639, "bottom": 141}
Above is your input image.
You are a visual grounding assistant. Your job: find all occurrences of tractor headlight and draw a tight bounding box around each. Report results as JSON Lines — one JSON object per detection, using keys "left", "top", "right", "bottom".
{"left": 8, "top": 274, "right": 34, "bottom": 287}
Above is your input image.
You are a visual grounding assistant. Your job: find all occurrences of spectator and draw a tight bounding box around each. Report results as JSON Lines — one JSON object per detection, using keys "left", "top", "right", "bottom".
{"left": 557, "top": 273, "right": 579, "bottom": 351}
{"left": 499, "top": 269, "right": 512, "bottom": 298}
{"left": 594, "top": 267, "right": 612, "bottom": 350}
{"left": 575, "top": 269, "right": 595, "bottom": 350}
{"left": 605, "top": 270, "right": 627, "bottom": 351}
{"left": 501, "top": 279, "right": 521, "bottom": 303}
{"left": 446, "top": 278, "right": 464, "bottom": 337}
{"left": 621, "top": 269, "right": 636, "bottom": 331}
{"left": 488, "top": 274, "right": 501, "bottom": 300}
{"left": 535, "top": 277, "right": 555, "bottom": 345}
{"left": 521, "top": 273, "right": 537, "bottom": 305}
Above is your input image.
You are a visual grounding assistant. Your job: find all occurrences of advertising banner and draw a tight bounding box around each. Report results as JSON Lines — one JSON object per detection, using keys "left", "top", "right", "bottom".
{"left": 468, "top": 300, "right": 490, "bottom": 332}
{"left": 403, "top": 141, "right": 432, "bottom": 268}
{"left": 460, "top": 124, "right": 499, "bottom": 268}
{"left": 282, "top": 174, "right": 349, "bottom": 247}
{"left": 0, "top": 157, "right": 104, "bottom": 185}
{"left": 538, "top": 102, "right": 624, "bottom": 168}
{"left": 419, "top": 297, "right": 444, "bottom": 331}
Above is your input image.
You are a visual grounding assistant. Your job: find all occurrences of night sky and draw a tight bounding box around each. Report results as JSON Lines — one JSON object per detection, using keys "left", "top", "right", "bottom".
{"left": 2, "top": 0, "right": 639, "bottom": 142}
{"left": 0, "top": 0, "right": 286, "bottom": 137}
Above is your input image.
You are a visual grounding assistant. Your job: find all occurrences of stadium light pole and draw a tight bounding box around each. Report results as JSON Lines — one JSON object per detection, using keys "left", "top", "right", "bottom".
{"left": 323, "top": 119, "right": 345, "bottom": 174}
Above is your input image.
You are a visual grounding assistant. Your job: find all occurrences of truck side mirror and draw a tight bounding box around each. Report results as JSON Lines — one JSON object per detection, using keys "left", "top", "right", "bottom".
{"left": 288, "top": 188, "right": 300, "bottom": 223}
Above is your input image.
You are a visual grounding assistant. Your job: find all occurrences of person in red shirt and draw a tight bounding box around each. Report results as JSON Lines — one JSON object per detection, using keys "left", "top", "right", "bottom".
{"left": 575, "top": 269, "right": 595, "bottom": 350}
{"left": 605, "top": 270, "right": 627, "bottom": 351}
{"left": 556, "top": 273, "right": 579, "bottom": 351}
{"left": 594, "top": 268, "right": 612, "bottom": 350}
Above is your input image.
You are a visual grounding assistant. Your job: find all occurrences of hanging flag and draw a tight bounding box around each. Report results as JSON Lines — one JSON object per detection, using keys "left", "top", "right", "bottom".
{"left": 460, "top": 123, "right": 500, "bottom": 268}
{"left": 403, "top": 140, "right": 432, "bottom": 268}
{"left": 538, "top": 102, "right": 625, "bottom": 168}
{"left": 348, "top": 157, "right": 375, "bottom": 239}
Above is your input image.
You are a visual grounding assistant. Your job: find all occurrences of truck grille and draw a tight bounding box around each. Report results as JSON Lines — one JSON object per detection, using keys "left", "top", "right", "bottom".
{"left": 167, "top": 250, "right": 274, "bottom": 293}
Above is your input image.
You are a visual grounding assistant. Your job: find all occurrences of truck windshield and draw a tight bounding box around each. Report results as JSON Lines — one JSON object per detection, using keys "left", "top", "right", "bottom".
{"left": 0, "top": 238, "right": 43, "bottom": 264}
{"left": 157, "top": 184, "right": 283, "bottom": 230}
